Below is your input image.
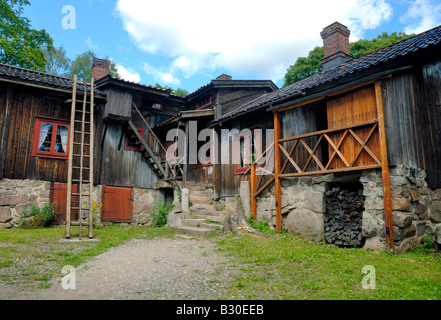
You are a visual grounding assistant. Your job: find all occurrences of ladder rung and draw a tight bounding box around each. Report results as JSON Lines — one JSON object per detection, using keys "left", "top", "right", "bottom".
{"left": 70, "top": 221, "right": 91, "bottom": 226}
{"left": 71, "top": 207, "right": 90, "bottom": 210}
{"left": 73, "top": 154, "right": 90, "bottom": 157}
{"left": 73, "top": 142, "right": 90, "bottom": 146}
{"left": 71, "top": 193, "right": 90, "bottom": 196}
{"left": 74, "top": 131, "right": 90, "bottom": 135}
{"left": 72, "top": 166, "right": 90, "bottom": 170}
{"left": 75, "top": 110, "right": 91, "bottom": 114}
{"left": 72, "top": 179, "right": 90, "bottom": 183}
{"left": 74, "top": 120, "right": 91, "bottom": 124}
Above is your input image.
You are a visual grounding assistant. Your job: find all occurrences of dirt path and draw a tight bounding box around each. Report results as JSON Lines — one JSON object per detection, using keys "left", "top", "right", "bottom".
{"left": 0, "top": 237, "right": 237, "bottom": 300}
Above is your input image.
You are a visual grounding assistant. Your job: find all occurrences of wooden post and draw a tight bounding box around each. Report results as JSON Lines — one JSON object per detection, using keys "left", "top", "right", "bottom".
{"left": 274, "top": 112, "right": 282, "bottom": 232}
{"left": 375, "top": 81, "right": 394, "bottom": 253}
{"left": 88, "top": 77, "right": 94, "bottom": 239}
{"left": 66, "top": 75, "right": 77, "bottom": 238}
{"left": 250, "top": 164, "right": 257, "bottom": 221}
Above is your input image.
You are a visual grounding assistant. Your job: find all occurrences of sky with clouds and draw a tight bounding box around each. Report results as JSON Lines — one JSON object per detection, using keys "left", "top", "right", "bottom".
{"left": 23, "top": 0, "right": 441, "bottom": 93}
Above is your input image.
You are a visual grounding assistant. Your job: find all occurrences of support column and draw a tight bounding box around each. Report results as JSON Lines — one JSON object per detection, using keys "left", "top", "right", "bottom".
{"left": 274, "top": 112, "right": 282, "bottom": 232}
{"left": 375, "top": 81, "right": 394, "bottom": 253}
{"left": 250, "top": 165, "right": 257, "bottom": 221}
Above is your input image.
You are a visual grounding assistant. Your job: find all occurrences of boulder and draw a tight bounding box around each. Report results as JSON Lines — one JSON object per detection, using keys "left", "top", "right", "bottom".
{"left": 285, "top": 208, "right": 324, "bottom": 242}
{"left": 392, "top": 212, "right": 412, "bottom": 228}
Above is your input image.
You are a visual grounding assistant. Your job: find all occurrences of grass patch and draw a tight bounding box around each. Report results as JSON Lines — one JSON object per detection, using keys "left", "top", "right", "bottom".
{"left": 216, "top": 233, "right": 441, "bottom": 300}
{"left": 0, "top": 225, "right": 176, "bottom": 289}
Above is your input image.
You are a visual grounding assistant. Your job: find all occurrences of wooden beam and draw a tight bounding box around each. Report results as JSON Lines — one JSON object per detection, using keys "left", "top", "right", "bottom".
{"left": 274, "top": 112, "right": 282, "bottom": 232}
{"left": 88, "top": 77, "right": 94, "bottom": 239}
{"left": 250, "top": 164, "right": 257, "bottom": 221}
{"left": 0, "top": 85, "right": 13, "bottom": 178}
{"left": 66, "top": 75, "right": 77, "bottom": 239}
{"left": 375, "top": 80, "right": 394, "bottom": 253}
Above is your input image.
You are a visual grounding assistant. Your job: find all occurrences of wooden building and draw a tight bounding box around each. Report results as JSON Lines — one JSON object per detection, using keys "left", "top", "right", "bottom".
{"left": 211, "top": 22, "right": 441, "bottom": 253}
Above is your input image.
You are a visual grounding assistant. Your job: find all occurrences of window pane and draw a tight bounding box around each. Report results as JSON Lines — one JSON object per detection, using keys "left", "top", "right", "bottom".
{"left": 55, "top": 125, "right": 69, "bottom": 153}
{"left": 38, "top": 123, "right": 53, "bottom": 152}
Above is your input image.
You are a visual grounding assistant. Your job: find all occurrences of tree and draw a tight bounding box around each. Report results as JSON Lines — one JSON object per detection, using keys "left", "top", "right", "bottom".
{"left": 43, "top": 45, "right": 71, "bottom": 77}
{"left": 283, "top": 32, "right": 415, "bottom": 87}
{"left": 0, "top": 0, "right": 54, "bottom": 71}
{"left": 68, "top": 50, "right": 120, "bottom": 81}
{"left": 155, "top": 83, "right": 189, "bottom": 98}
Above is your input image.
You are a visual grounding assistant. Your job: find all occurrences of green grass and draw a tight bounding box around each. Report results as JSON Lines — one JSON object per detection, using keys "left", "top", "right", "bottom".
{"left": 1, "top": 225, "right": 440, "bottom": 299}
{"left": 0, "top": 225, "right": 176, "bottom": 288}
{"left": 215, "top": 233, "right": 441, "bottom": 300}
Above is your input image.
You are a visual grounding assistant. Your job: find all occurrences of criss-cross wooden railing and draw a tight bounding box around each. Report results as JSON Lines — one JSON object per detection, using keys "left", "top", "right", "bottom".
{"left": 278, "top": 119, "right": 381, "bottom": 178}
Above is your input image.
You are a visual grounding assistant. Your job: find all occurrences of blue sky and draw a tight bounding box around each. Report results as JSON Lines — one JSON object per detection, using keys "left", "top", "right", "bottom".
{"left": 24, "top": 0, "right": 441, "bottom": 93}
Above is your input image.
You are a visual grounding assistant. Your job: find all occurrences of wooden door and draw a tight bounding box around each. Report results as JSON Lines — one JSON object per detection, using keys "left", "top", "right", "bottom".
{"left": 101, "top": 185, "right": 133, "bottom": 222}
{"left": 50, "top": 182, "right": 78, "bottom": 223}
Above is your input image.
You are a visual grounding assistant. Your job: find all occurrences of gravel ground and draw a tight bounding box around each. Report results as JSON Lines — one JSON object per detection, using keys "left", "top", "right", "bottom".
{"left": 0, "top": 237, "right": 238, "bottom": 300}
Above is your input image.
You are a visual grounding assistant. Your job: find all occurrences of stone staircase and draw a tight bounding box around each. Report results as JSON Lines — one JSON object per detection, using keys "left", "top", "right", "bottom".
{"left": 176, "top": 186, "right": 224, "bottom": 237}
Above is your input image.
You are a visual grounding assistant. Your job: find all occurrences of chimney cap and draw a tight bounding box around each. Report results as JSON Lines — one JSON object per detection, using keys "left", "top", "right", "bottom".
{"left": 215, "top": 74, "right": 232, "bottom": 81}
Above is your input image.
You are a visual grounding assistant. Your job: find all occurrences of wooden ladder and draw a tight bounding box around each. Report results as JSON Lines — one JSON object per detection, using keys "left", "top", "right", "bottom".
{"left": 65, "top": 75, "right": 95, "bottom": 239}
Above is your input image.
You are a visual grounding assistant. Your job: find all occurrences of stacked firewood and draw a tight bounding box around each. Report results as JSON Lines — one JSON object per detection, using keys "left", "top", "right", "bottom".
{"left": 324, "top": 187, "right": 364, "bottom": 247}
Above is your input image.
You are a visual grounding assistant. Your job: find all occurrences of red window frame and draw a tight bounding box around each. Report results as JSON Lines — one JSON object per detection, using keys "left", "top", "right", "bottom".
{"left": 31, "top": 117, "right": 70, "bottom": 160}
{"left": 233, "top": 129, "right": 261, "bottom": 175}
{"left": 125, "top": 127, "right": 145, "bottom": 151}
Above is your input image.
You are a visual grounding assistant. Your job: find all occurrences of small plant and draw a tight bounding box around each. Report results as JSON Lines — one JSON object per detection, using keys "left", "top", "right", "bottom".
{"left": 20, "top": 202, "right": 57, "bottom": 229}
{"left": 150, "top": 199, "right": 174, "bottom": 227}
{"left": 416, "top": 235, "right": 436, "bottom": 254}
{"left": 248, "top": 217, "right": 271, "bottom": 233}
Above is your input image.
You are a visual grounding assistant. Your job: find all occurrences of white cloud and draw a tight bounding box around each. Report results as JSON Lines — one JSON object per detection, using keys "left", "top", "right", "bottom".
{"left": 86, "top": 37, "right": 99, "bottom": 50}
{"left": 400, "top": 0, "right": 441, "bottom": 34}
{"left": 143, "top": 63, "right": 181, "bottom": 87}
{"left": 115, "top": 0, "right": 396, "bottom": 84}
{"left": 116, "top": 64, "right": 141, "bottom": 83}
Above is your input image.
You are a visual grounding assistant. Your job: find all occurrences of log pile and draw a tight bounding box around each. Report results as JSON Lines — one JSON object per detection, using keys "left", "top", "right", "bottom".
{"left": 324, "top": 187, "right": 364, "bottom": 247}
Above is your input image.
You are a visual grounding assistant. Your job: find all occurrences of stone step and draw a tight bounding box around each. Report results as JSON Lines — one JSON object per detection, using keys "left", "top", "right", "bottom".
{"left": 191, "top": 203, "right": 217, "bottom": 211}
{"left": 177, "top": 226, "right": 216, "bottom": 236}
{"left": 205, "top": 215, "right": 224, "bottom": 223}
{"left": 184, "top": 214, "right": 207, "bottom": 219}
{"left": 175, "top": 234, "right": 196, "bottom": 240}
{"left": 189, "top": 198, "right": 217, "bottom": 206}
{"left": 200, "top": 223, "right": 223, "bottom": 230}
{"left": 189, "top": 189, "right": 213, "bottom": 196}
{"left": 183, "top": 218, "right": 206, "bottom": 227}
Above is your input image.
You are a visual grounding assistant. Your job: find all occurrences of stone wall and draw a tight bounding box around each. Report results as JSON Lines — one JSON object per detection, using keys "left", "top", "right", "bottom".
{"left": 0, "top": 178, "right": 173, "bottom": 228}
{"left": 253, "top": 165, "right": 441, "bottom": 254}
{"left": 0, "top": 179, "right": 51, "bottom": 228}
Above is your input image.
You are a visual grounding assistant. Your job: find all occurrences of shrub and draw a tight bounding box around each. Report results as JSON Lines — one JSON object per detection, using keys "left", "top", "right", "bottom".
{"left": 248, "top": 217, "right": 271, "bottom": 233}
{"left": 20, "top": 202, "right": 57, "bottom": 229}
{"left": 151, "top": 199, "right": 173, "bottom": 227}
{"left": 416, "top": 235, "right": 436, "bottom": 254}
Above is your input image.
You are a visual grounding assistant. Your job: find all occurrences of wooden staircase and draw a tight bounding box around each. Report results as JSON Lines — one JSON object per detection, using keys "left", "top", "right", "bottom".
{"left": 177, "top": 186, "right": 225, "bottom": 237}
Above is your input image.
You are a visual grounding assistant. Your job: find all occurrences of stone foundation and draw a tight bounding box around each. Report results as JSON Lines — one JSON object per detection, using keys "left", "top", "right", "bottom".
{"left": 254, "top": 165, "right": 441, "bottom": 253}
{"left": 0, "top": 178, "right": 174, "bottom": 228}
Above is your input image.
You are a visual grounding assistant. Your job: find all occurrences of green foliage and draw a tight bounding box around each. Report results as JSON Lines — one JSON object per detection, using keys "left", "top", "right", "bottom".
{"left": 416, "top": 235, "right": 436, "bottom": 255}
{"left": 155, "top": 83, "right": 189, "bottom": 97}
{"left": 150, "top": 199, "right": 174, "bottom": 227}
{"left": 0, "top": 0, "right": 54, "bottom": 71}
{"left": 248, "top": 217, "right": 271, "bottom": 233}
{"left": 68, "top": 50, "right": 120, "bottom": 82}
{"left": 19, "top": 202, "right": 56, "bottom": 229}
{"left": 283, "top": 31, "right": 415, "bottom": 87}
{"left": 42, "top": 45, "right": 71, "bottom": 77}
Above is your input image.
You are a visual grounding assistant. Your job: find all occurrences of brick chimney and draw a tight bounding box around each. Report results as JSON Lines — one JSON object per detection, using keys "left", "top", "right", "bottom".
{"left": 216, "top": 74, "right": 232, "bottom": 81}
{"left": 320, "top": 22, "right": 352, "bottom": 71}
{"left": 92, "top": 58, "right": 110, "bottom": 80}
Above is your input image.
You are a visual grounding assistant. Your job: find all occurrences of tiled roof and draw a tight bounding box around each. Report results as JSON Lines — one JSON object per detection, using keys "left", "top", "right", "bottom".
{"left": 0, "top": 63, "right": 105, "bottom": 96}
{"left": 216, "top": 23, "right": 441, "bottom": 122}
